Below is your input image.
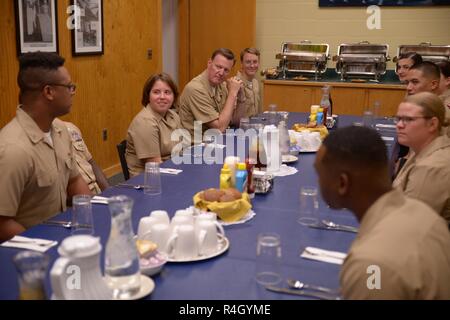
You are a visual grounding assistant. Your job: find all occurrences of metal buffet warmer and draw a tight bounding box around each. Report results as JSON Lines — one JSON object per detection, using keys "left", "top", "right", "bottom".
{"left": 275, "top": 41, "right": 330, "bottom": 80}
{"left": 393, "top": 43, "right": 450, "bottom": 64}
{"left": 333, "top": 41, "right": 390, "bottom": 82}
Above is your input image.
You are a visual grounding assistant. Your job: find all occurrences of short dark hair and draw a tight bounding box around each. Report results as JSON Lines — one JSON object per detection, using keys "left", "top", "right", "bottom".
{"left": 396, "top": 52, "right": 422, "bottom": 71}
{"left": 141, "top": 73, "right": 179, "bottom": 107}
{"left": 322, "top": 126, "right": 388, "bottom": 170}
{"left": 409, "top": 61, "right": 441, "bottom": 80}
{"left": 240, "top": 48, "right": 260, "bottom": 62}
{"left": 436, "top": 60, "right": 450, "bottom": 78}
{"left": 17, "top": 52, "right": 65, "bottom": 94}
{"left": 211, "top": 48, "right": 236, "bottom": 66}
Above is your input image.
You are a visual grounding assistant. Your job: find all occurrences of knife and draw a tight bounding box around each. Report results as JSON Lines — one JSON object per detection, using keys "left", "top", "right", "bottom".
{"left": 308, "top": 224, "right": 358, "bottom": 233}
{"left": 265, "top": 286, "right": 341, "bottom": 300}
{"left": 42, "top": 220, "right": 91, "bottom": 229}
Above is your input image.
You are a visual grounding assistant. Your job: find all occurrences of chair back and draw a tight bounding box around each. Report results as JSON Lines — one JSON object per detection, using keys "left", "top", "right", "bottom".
{"left": 116, "top": 140, "right": 130, "bottom": 180}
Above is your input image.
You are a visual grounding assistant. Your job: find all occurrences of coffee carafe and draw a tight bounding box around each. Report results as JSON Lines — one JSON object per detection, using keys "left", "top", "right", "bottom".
{"left": 50, "top": 235, "right": 113, "bottom": 300}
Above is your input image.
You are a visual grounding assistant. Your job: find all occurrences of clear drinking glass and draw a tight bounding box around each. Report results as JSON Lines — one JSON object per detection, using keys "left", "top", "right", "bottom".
{"left": 144, "top": 162, "right": 162, "bottom": 195}
{"left": 298, "top": 186, "right": 319, "bottom": 226}
{"left": 71, "top": 194, "right": 94, "bottom": 235}
{"left": 13, "top": 251, "right": 49, "bottom": 300}
{"left": 255, "top": 232, "right": 282, "bottom": 286}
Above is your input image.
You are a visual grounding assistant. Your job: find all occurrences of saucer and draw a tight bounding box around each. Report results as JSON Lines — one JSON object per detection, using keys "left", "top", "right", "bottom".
{"left": 112, "top": 275, "right": 155, "bottom": 300}
{"left": 282, "top": 155, "right": 298, "bottom": 163}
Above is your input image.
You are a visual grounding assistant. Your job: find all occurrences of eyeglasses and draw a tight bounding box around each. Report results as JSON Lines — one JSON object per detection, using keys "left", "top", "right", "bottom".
{"left": 47, "top": 83, "right": 77, "bottom": 93}
{"left": 393, "top": 116, "right": 431, "bottom": 125}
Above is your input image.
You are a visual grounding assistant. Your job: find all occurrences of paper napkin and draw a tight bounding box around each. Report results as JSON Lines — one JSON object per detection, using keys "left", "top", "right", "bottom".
{"left": 300, "top": 246, "right": 347, "bottom": 265}
{"left": 1, "top": 236, "right": 58, "bottom": 253}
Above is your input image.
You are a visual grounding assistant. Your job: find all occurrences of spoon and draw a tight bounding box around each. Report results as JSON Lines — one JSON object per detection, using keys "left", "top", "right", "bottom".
{"left": 286, "top": 279, "right": 336, "bottom": 294}
{"left": 321, "top": 220, "right": 358, "bottom": 233}
{"left": 42, "top": 220, "right": 73, "bottom": 228}
{"left": 116, "top": 183, "right": 144, "bottom": 190}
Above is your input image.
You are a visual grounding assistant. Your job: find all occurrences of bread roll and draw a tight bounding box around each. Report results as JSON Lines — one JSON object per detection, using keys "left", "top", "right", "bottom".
{"left": 202, "top": 188, "right": 224, "bottom": 202}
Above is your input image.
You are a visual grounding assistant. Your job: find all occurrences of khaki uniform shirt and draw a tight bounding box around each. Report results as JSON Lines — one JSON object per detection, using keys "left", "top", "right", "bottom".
{"left": 0, "top": 107, "right": 79, "bottom": 228}
{"left": 393, "top": 135, "right": 450, "bottom": 222}
{"left": 64, "top": 122, "right": 101, "bottom": 194}
{"left": 341, "top": 189, "right": 450, "bottom": 300}
{"left": 178, "top": 70, "right": 228, "bottom": 141}
{"left": 439, "top": 89, "right": 450, "bottom": 137}
{"left": 237, "top": 71, "right": 261, "bottom": 117}
{"left": 126, "top": 106, "right": 182, "bottom": 177}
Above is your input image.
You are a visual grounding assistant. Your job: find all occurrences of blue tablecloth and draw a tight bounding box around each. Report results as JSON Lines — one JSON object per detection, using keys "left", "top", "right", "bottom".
{"left": 0, "top": 113, "right": 394, "bottom": 300}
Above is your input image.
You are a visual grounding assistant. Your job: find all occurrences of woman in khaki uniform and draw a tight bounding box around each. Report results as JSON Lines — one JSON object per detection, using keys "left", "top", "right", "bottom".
{"left": 393, "top": 92, "right": 450, "bottom": 222}
{"left": 126, "top": 73, "right": 183, "bottom": 177}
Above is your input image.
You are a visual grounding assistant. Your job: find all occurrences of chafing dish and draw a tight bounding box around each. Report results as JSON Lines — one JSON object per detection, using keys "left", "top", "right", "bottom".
{"left": 334, "top": 41, "right": 390, "bottom": 82}
{"left": 275, "top": 41, "right": 330, "bottom": 80}
{"left": 393, "top": 43, "right": 450, "bottom": 63}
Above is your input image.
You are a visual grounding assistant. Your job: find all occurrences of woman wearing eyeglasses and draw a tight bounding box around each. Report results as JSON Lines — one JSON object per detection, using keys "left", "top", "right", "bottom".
{"left": 126, "top": 73, "right": 185, "bottom": 177}
{"left": 393, "top": 92, "right": 450, "bottom": 223}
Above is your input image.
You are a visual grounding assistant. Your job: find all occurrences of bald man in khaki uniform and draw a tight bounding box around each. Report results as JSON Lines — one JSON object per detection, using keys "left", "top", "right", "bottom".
{"left": 65, "top": 121, "right": 109, "bottom": 194}
{"left": 179, "top": 48, "right": 243, "bottom": 143}
{"left": 314, "top": 126, "right": 450, "bottom": 299}
{"left": 126, "top": 107, "right": 182, "bottom": 177}
{"left": 0, "top": 52, "right": 91, "bottom": 242}
{"left": 341, "top": 189, "right": 450, "bottom": 299}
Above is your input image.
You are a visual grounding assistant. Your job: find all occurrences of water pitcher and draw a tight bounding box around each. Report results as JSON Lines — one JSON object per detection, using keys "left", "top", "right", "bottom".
{"left": 105, "top": 195, "right": 141, "bottom": 299}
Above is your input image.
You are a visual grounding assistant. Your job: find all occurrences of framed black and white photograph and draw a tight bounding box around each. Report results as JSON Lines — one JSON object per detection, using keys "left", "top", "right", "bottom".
{"left": 14, "top": 0, "right": 58, "bottom": 56}
{"left": 319, "top": 0, "right": 450, "bottom": 7}
{"left": 71, "top": 0, "right": 104, "bottom": 56}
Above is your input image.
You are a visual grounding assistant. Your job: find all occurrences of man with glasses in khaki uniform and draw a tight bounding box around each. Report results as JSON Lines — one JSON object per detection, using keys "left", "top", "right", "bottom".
{"left": 178, "top": 48, "right": 243, "bottom": 143}
{"left": 0, "top": 52, "right": 91, "bottom": 242}
{"left": 314, "top": 126, "right": 450, "bottom": 299}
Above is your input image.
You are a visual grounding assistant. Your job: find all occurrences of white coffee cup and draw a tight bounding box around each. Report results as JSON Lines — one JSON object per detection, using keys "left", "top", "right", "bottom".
{"left": 167, "top": 224, "right": 198, "bottom": 260}
{"left": 148, "top": 223, "right": 171, "bottom": 253}
{"left": 196, "top": 220, "right": 225, "bottom": 256}
{"left": 174, "top": 210, "right": 194, "bottom": 225}
{"left": 149, "top": 210, "right": 170, "bottom": 226}
{"left": 137, "top": 216, "right": 158, "bottom": 240}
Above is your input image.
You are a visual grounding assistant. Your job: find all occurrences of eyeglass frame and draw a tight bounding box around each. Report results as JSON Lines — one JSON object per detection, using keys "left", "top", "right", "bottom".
{"left": 393, "top": 115, "right": 431, "bottom": 125}
{"left": 46, "top": 83, "right": 77, "bottom": 93}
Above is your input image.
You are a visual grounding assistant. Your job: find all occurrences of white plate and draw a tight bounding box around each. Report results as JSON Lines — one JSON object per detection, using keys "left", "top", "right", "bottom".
{"left": 168, "top": 235, "right": 230, "bottom": 263}
{"left": 188, "top": 206, "right": 256, "bottom": 226}
{"left": 282, "top": 155, "right": 298, "bottom": 163}
{"left": 109, "top": 275, "right": 155, "bottom": 300}
{"left": 299, "top": 148, "right": 319, "bottom": 153}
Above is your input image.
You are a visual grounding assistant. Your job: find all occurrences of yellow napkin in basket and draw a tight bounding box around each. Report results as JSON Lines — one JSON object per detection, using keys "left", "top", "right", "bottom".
{"left": 193, "top": 192, "right": 252, "bottom": 222}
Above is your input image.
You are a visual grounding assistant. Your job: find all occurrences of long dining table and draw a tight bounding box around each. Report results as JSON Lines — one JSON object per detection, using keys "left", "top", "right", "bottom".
{"left": 0, "top": 113, "right": 395, "bottom": 300}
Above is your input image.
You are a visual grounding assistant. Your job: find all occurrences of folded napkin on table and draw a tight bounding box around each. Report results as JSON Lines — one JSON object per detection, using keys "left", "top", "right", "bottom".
{"left": 91, "top": 196, "right": 109, "bottom": 205}
{"left": 160, "top": 168, "right": 183, "bottom": 175}
{"left": 300, "top": 246, "right": 347, "bottom": 265}
{"left": 1, "top": 236, "right": 58, "bottom": 253}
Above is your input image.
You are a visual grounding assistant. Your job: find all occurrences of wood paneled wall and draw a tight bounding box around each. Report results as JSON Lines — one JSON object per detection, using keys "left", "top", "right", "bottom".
{"left": 0, "top": 0, "right": 162, "bottom": 177}
{"left": 178, "top": 0, "right": 256, "bottom": 90}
